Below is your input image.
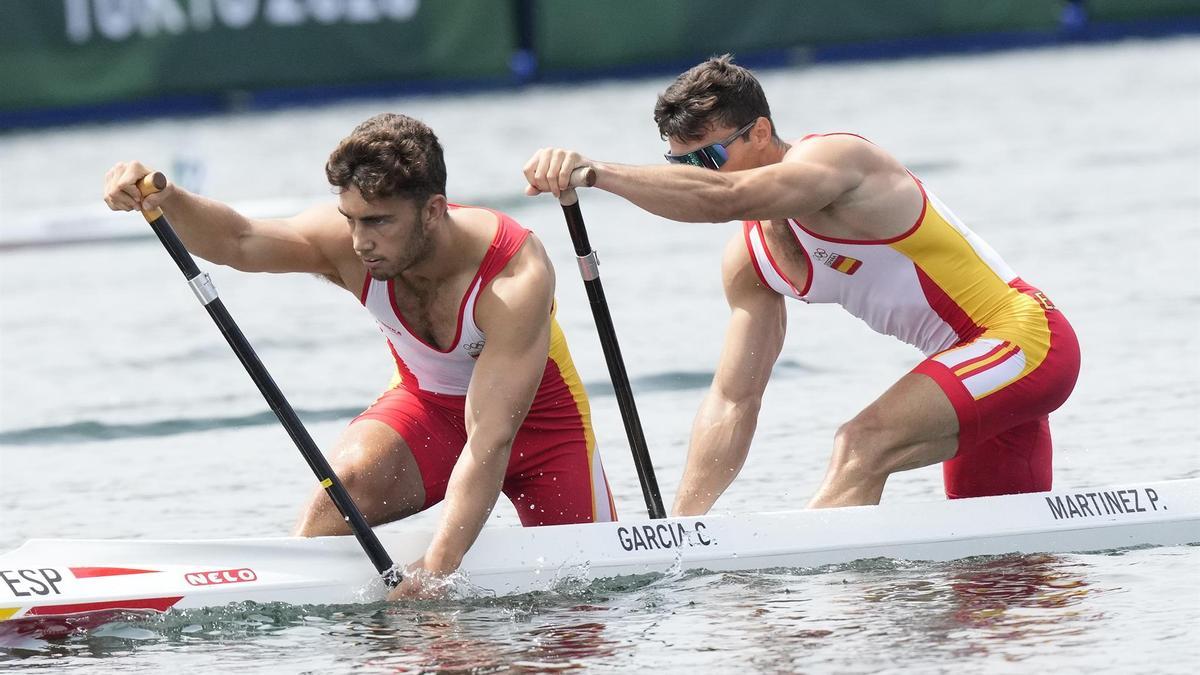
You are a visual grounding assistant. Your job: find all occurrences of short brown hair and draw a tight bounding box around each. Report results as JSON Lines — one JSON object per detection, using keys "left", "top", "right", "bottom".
{"left": 653, "top": 54, "right": 774, "bottom": 142}
{"left": 325, "top": 113, "right": 447, "bottom": 203}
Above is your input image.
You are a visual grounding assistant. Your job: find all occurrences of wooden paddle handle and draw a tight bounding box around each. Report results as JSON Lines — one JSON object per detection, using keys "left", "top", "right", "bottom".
{"left": 570, "top": 166, "right": 596, "bottom": 188}
{"left": 138, "top": 171, "right": 167, "bottom": 195}
{"left": 559, "top": 166, "right": 597, "bottom": 206}
{"left": 136, "top": 171, "right": 169, "bottom": 222}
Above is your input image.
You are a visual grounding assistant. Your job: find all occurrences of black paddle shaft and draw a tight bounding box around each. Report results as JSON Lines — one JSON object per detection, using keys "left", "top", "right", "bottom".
{"left": 137, "top": 173, "right": 400, "bottom": 586}
{"left": 559, "top": 183, "right": 666, "bottom": 519}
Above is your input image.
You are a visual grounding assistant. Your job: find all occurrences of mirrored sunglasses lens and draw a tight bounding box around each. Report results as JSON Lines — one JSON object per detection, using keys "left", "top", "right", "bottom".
{"left": 666, "top": 152, "right": 704, "bottom": 167}
{"left": 704, "top": 145, "right": 728, "bottom": 169}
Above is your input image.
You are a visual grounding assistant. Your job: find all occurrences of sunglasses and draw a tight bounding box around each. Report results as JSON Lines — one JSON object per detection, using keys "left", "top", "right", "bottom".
{"left": 664, "top": 120, "right": 756, "bottom": 170}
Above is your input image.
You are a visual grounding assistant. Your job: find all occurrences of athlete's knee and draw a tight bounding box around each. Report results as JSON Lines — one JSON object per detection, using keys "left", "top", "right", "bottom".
{"left": 324, "top": 452, "right": 372, "bottom": 498}
{"left": 829, "top": 416, "right": 890, "bottom": 481}
{"left": 337, "top": 468, "right": 423, "bottom": 524}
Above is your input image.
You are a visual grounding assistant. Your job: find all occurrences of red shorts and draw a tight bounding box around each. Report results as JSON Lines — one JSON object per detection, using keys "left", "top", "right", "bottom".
{"left": 354, "top": 385, "right": 616, "bottom": 526}
{"left": 914, "top": 282, "right": 1080, "bottom": 499}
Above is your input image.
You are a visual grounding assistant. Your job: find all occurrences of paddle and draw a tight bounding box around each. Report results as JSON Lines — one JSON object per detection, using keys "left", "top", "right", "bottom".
{"left": 135, "top": 172, "right": 401, "bottom": 586}
{"left": 558, "top": 168, "right": 666, "bottom": 519}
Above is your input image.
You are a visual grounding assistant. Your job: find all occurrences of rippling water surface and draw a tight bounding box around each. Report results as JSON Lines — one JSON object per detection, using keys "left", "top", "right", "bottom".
{"left": 2, "top": 37, "right": 1199, "bottom": 672}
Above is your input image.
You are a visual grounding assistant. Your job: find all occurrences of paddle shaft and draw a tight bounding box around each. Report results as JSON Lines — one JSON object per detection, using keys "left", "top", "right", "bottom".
{"left": 559, "top": 168, "right": 666, "bottom": 519}
{"left": 136, "top": 173, "right": 400, "bottom": 586}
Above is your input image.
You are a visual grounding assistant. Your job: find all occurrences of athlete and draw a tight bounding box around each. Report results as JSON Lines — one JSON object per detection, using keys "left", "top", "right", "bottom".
{"left": 104, "top": 113, "right": 616, "bottom": 598}
{"left": 524, "top": 55, "right": 1079, "bottom": 514}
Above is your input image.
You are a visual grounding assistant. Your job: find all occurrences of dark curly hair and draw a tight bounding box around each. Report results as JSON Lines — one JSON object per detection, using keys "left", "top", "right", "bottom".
{"left": 653, "top": 54, "right": 775, "bottom": 142}
{"left": 325, "top": 113, "right": 447, "bottom": 204}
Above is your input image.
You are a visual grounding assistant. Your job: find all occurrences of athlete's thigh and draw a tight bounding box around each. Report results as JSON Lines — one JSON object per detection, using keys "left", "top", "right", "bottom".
{"left": 943, "top": 416, "right": 1052, "bottom": 498}
{"left": 916, "top": 331, "right": 1077, "bottom": 457}
{"left": 330, "top": 418, "right": 426, "bottom": 516}
{"left": 850, "top": 369, "right": 960, "bottom": 463}
{"left": 502, "top": 426, "right": 616, "bottom": 527}
{"left": 352, "top": 386, "right": 468, "bottom": 511}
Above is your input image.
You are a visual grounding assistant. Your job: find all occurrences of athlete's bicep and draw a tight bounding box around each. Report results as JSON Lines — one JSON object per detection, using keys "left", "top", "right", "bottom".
{"left": 235, "top": 204, "right": 351, "bottom": 282}
{"left": 711, "top": 238, "right": 786, "bottom": 405}
{"left": 466, "top": 252, "right": 554, "bottom": 443}
{"left": 725, "top": 140, "right": 865, "bottom": 221}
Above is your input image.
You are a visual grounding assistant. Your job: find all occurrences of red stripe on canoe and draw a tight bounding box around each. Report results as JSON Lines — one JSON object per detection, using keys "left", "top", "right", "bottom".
{"left": 26, "top": 596, "right": 182, "bottom": 616}
{"left": 70, "top": 567, "right": 160, "bottom": 578}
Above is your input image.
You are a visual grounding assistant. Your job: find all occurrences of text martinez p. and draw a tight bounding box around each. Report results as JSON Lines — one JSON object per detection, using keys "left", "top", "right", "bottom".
{"left": 1046, "top": 487, "right": 1163, "bottom": 520}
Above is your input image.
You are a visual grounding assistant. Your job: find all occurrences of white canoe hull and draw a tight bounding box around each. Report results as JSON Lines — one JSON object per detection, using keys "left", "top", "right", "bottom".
{"left": 3, "top": 478, "right": 1198, "bottom": 623}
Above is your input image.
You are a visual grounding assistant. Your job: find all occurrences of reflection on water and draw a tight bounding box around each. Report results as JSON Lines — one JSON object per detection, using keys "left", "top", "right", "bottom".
{"left": 859, "top": 554, "right": 1103, "bottom": 661}
{"left": 0, "top": 584, "right": 631, "bottom": 670}
{"left": 607, "top": 554, "right": 1111, "bottom": 672}
{"left": 342, "top": 613, "right": 617, "bottom": 672}
{"left": 782, "top": 552, "right": 1099, "bottom": 667}
{"left": 942, "top": 554, "right": 1097, "bottom": 632}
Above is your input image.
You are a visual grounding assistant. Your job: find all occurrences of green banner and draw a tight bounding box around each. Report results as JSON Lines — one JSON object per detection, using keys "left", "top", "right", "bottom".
{"left": 535, "top": 0, "right": 1065, "bottom": 72}
{"left": 1088, "top": 0, "right": 1200, "bottom": 20}
{"left": 3, "top": 1, "right": 1198, "bottom": 117}
{"left": 0, "top": 0, "right": 516, "bottom": 112}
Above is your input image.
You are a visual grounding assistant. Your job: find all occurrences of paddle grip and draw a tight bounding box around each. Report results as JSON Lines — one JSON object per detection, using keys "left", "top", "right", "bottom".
{"left": 558, "top": 166, "right": 597, "bottom": 207}
{"left": 136, "top": 171, "right": 169, "bottom": 223}
{"left": 571, "top": 166, "right": 597, "bottom": 188}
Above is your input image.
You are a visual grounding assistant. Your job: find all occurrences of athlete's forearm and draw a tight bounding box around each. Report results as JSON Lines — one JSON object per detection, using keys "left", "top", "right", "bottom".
{"left": 427, "top": 273, "right": 548, "bottom": 570}
{"left": 592, "top": 161, "right": 742, "bottom": 224}
{"left": 423, "top": 438, "right": 512, "bottom": 573}
{"left": 672, "top": 391, "right": 761, "bottom": 516}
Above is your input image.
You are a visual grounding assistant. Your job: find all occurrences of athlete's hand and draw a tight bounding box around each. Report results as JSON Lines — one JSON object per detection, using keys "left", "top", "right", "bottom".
{"left": 523, "top": 148, "right": 592, "bottom": 198}
{"left": 386, "top": 558, "right": 453, "bottom": 601}
{"left": 103, "top": 161, "right": 175, "bottom": 213}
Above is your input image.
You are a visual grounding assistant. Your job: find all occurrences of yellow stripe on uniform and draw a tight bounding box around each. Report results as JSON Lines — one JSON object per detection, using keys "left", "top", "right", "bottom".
{"left": 0, "top": 607, "right": 21, "bottom": 621}
{"left": 889, "top": 198, "right": 1052, "bottom": 375}
{"left": 546, "top": 307, "right": 602, "bottom": 521}
{"left": 953, "top": 342, "right": 1018, "bottom": 378}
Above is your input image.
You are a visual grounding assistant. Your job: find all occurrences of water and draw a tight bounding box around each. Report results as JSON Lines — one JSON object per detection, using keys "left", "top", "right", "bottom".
{"left": 2, "top": 37, "right": 1199, "bottom": 671}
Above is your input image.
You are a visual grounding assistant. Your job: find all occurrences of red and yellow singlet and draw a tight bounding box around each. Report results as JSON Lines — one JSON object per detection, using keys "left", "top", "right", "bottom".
{"left": 744, "top": 136, "right": 1080, "bottom": 497}
{"left": 356, "top": 206, "right": 615, "bottom": 524}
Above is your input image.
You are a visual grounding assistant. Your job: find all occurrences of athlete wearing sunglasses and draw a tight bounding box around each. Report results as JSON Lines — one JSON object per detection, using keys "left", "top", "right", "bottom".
{"left": 664, "top": 119, "right": 756, "bottom": 170}
{"left": 523, "top": 55, "right": 1078, "bottom": 518}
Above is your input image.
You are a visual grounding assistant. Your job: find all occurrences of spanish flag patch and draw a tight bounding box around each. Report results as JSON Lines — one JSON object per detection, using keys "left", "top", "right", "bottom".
{"left": 825, "top": 253, "right": 863, "bottom": 275}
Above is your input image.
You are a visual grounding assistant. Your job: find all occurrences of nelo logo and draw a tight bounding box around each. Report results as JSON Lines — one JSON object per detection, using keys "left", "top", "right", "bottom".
{"left": 185, "top": 568, "right": 258, "bottom": 586}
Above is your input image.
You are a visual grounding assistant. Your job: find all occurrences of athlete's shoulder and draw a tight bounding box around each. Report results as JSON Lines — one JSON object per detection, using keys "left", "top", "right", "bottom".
{"left": 475, "top": 236, "right": 554, "bottom": 332}
{"left": 450, "top": 202, "right": 527, "bottom": 229}
{"left": 721, "top": 229, "right": 775, "bottom": 299}
{"left": 287, "top": 201, "right": 354, "bottom": 240}
{"left": 502, "top": 230, "right": 553, "bottom": 287}
{"left": 455, "top": 203, "right": 551, "bottom": 324}
{"left": 785, "top": 132, "right": 881, "bottom": 161}
{"left": 723, "top": 227, "right": 753, "bottom": 271}
{"left": 283, "top": 202, "right": 359, "bottom": 287}
{"left": 479, "top": 219, "right": 551, "bottom": 298}
{"left": 786, "top": 133, "right": 907, "bottom": 189}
